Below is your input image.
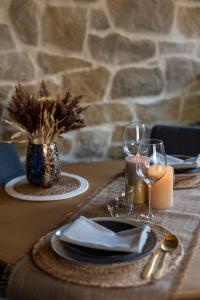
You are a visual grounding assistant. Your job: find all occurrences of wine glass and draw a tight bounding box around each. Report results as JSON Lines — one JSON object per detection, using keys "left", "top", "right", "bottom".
{"left": 136, "top": 139, "right": 167, "bottom": 221}
{"left": 122, "top": 122, "right": 146, "bottom": 156}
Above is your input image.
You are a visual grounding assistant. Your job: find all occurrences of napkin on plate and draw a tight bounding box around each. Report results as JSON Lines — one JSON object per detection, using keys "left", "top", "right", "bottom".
{"left": 58, "top": 216, "right": 151, "bottom": 253}
{"left": 167, "top": 154, "right": 200, "bottom": 170}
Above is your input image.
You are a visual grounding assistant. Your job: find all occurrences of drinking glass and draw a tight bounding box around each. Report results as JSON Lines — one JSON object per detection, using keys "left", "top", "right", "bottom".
{"left": 106, "top": 183, "right": 133, "bottom": 218}
{"left": 122, "top": 122, "right": 146, "bottom": 156}
{"left": 136, "top": 139, "right": 167, "bottom": 221}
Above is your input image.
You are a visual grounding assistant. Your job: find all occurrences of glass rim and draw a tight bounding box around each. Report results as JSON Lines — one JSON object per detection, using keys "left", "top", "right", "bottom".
{"left": 139, "top": 139, "right": 164, "bottom": 145}
{"left": 125, "top": 121, "right": 146, "bottom": 127}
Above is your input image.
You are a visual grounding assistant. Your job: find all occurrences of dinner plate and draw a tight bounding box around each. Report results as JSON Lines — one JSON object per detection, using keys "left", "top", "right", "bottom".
{"left": 51, "top": 217, "right": 157, "bottom": 264}
{"left": 169, "top": 155, "right": 200, "bottom": 179}
{"left": 175, "top": 168, "right": 200, "bottom": 179}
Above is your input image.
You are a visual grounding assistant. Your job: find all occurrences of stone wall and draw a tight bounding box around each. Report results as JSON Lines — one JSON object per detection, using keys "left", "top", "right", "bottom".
{"left": 1, "top": 0, "right": 200, "bottom": 161}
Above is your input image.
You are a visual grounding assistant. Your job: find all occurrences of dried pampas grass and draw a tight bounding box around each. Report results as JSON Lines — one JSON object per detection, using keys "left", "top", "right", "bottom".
{"left": 3, "top": 81, "right": 87, "bottom": 144}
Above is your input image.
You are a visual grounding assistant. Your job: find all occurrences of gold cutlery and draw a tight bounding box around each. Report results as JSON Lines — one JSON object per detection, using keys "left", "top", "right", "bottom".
{"left": 141, "top": 244, "right": 162, "bottom": 279}
{"left": 153, "top": 234, "right": 178, "bottom": 280}
{"left": 141, "top": 234, "right": 178, "bottom": 280}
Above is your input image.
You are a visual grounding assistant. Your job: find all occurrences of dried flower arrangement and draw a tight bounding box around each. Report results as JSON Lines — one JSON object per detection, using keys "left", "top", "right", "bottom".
{"left": 4, "top": 82, "right": 87, "bottom": 144}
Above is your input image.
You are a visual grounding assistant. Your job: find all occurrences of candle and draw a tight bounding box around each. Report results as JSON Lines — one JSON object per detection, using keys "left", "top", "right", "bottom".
{"left": 125, "top": 155, "right": 147, "bottom": 204}
{"left": 151, "top": 166, "right": 174, "bottom": 209}
{"left": 147, "top": 164, "right": 166, "bottom": 181}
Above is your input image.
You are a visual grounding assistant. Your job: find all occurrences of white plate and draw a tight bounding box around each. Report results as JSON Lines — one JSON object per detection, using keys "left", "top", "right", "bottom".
{"left": 5, "top": 172, "right": 89, "bottom": 201}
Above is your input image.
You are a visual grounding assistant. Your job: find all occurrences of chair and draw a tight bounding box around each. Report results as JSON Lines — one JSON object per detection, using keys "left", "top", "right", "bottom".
{"left": 150, "top": 124, "right": 200, "bottom": 156}
{"left": 0, "top": 143, "right": 24, "bottom": 186}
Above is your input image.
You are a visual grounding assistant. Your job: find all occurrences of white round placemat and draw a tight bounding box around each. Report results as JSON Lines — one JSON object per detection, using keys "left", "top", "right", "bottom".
{"left": 5, "top": 172, "right": 89, "bottom": 202}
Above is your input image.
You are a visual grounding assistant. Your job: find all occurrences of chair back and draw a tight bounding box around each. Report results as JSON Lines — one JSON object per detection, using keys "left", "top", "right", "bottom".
{"left": 150, "top": 124, "right": 200, "bottom": 156}
{"left": 0, "top": 143, "right": 24, "bottom": 186}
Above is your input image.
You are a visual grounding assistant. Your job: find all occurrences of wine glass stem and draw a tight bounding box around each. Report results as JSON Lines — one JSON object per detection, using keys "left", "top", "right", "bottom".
{"left": 148, "top": 184, "right": 152, "bottom": 216}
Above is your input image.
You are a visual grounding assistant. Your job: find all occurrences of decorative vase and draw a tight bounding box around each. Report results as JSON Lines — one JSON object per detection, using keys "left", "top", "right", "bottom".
{"left": 26, "top": 142, "right": 60, "bottom": 188}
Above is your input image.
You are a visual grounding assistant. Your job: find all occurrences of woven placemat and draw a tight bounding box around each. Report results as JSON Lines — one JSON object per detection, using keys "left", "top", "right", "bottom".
{"left": 5, "top": 172, "right": 89, "bottom": 201}
{"left": 32, "top": 221, "right": 183, "bottom": 288}
{"left": 174, "top": 174, "right": 200, "bottom": 190}
{"left": 14, "top": 175, "right": 80, "bottom": 196}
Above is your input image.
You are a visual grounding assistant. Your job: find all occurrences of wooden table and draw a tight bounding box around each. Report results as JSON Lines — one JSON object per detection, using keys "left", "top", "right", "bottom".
{"left": 0, "top": 160, "right": 199, "bottom": 299}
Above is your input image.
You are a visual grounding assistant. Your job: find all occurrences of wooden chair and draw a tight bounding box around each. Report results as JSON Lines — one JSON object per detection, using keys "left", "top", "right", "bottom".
{"left": 150, "top": 124, "right": 200, "bottom": 156}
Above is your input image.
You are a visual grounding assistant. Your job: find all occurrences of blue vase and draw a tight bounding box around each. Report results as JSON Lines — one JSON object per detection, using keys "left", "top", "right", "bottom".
{"left": 26, "top": 142, "right": 60, "bottom": 188}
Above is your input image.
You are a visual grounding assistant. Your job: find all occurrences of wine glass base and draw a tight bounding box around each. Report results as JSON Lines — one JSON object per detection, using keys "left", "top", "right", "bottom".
{"left": 137, "top": 213, "right": 154, "bottom": 222}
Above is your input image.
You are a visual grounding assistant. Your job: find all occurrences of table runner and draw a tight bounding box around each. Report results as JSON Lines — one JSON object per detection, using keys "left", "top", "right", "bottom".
{"left": 2, "top": 176, "right": 200, "bottom": 300}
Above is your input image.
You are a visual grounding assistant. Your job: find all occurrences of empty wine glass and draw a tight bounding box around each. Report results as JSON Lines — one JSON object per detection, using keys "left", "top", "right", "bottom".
{"left": 122, "top": 122, "right": 146, "bottom": 156}
{"left": 136, "top": 139, "right": 167, "bottom": 221}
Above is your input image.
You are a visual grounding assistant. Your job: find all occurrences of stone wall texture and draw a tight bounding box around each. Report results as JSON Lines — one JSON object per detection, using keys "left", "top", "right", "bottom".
{"left": 0, "top": 0, "right": 200, "bottom": 161}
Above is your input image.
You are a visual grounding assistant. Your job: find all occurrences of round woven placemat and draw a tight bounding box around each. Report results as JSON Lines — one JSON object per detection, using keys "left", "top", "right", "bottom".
{"left": 5, "top": 172, "right": 89, "bottom": 201}
{"left": 174, "top": 174, "right": 200, "bottom": 189}
{"left": 32, "top": 221, "right": 183, "bottom": 288}
{"left": 14, "top": 175, "right": 80, "bottom": 196}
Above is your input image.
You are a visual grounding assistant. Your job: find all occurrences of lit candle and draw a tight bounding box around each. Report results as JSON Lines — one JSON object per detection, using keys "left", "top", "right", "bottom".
{"left": 125, "top": 155, "right": 147, "bottom": 204}
{"left": 147, "top": 164, "right": 166, "bottom": 181}
{"left": 151, "top": 166, "right": 174, "bottom": 209}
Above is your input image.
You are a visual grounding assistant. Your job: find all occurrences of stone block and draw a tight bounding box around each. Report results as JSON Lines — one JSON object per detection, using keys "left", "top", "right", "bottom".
{"left": 111, "top": 67, "right": 164, "bottom": 99}
{"left": 181, "top": 95, "right": 200, "bottom": 124}
{"left": 42, "top": 6, "right": 87, "bottom": 52}
{"left": 107, "top": 145, "right": 124, "bottom": 159}
{"left": 135, "top": 97, "right": 181, "bottom": 123}
{"left": 85, "top": 105, "right": 105, "bottom": 125}
{"left": 112, "top": 125, "right": 126, "bottom": 142}
{"left": 63, "top": 67, "right": 110, "bottom": 102}
{"left": 90, "top": 9, "right": 110, "bottom": 30}
{"left": 85, "top": 103, "right": 132, "bottom": 125}
{"left": 104, "top": 103, "right": 132, "bottom": 122}
{"left": 106, "top": 0, "right": 174, "bottom": 34}
{"left": 178, "top": 7, "right": 200, "bottom": 38}
{"left": 38, "top": 52, "right": 91, "bottom": 74}
{"left": 166, "top": 57, "right": 200, "bottom": 93}
{"left": 181, "top": 75, "right": 200, "bottom": 96}
{"left": 9, "top": 0, "right": 38, "bottom": 45}
{"left": 0, "top": 24, "right": 15, "bottom": 50}
{"left": 57, "top": 138, "right": 72, "bottom": 154}
{"left": 196, "top": 45, "right": 200, "bottom": 59}
{"left": 74, "top": 130, "right": 109, "bottom": 158}
{"left": 88, "top": 34, "right": 155, "bottom": 64}
{"left": 0, "top": 86, "right": 12, "bottom": 103}
{"left": 0, "top": 52, "right": 34, "bottom": 81}
{"left": 159, "top": 42, "right": 194, "bottom": 55}
{"left": 22, "top": 80, "right": 61, "bottom": 97}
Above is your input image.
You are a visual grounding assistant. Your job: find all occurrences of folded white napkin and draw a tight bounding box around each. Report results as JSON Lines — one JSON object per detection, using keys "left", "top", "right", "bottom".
{"left": 58, "top": 216, "right": 151, "bottom": 253}
{"left": 167, "top": 155, "right": 200, "bottom": 169}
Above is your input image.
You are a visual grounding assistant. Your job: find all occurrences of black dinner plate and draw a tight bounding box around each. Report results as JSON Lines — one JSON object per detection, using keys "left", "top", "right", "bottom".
{"left": 174, "top": 167, "right": 200, "bottom": 175}
{"left": 170, "top": 155, "right": 200, "bottom": 175}
{"left": 52, "top": 218, "right": 157, "bottom": 264}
